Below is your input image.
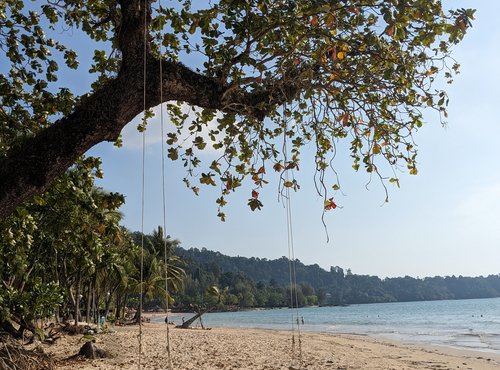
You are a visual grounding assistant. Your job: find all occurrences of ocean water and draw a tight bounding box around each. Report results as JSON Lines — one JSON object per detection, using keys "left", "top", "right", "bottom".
{"left": 162, "top": 298, "right": 500, "bottom": 353}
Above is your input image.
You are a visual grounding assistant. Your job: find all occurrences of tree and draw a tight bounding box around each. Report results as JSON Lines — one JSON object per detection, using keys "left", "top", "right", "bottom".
{"left": 0, "top": 157, "right": 126, "bottom": 335}
{"left": 0, "top": 1, "right": 474, "bottom": 221}
{"left": 127, "top": 228, "right": 185, "bottom": 322}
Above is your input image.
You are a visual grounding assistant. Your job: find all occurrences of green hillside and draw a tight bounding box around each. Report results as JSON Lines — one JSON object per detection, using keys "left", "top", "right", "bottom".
{"left": 174, "top": 246, "right": 500, "bottom": 308}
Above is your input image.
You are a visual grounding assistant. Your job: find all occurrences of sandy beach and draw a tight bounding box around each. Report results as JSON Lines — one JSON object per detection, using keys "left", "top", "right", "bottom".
{"left": 44, "top": 318, "right": 500, "bottom": 370}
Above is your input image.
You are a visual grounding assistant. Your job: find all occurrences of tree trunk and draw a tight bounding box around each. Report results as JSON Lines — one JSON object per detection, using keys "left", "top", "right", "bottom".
{"left": 93, "top": 288, "right": 98, "bottom": 324}
{"left": 86, "top": 283, "right": 92, "bottom": 324}
{"left": 54, "top": 250, "right": 60, "bottom": 323}
{"left": 177, "top": 307, "right": 212, "bottom": 329}
{"left": 0, "top": 0, "right": 292, "bottom": 222}
{"left": 93, "top": 273, "right": 100, "bottom": 324}
{"left": 64, "top": 286, "right": 74, "bottom": 323}
{"left": 114, "top": 294, "right": 122, "bottom": 321}
{"left": 133, "top": 293, "right": 145, "bottom": 324}
{"left": 0, "top": 319, "right": 21, "bottom": 338}
{"left": 18, "top": 318, "right": 37, "bottom": 338}
{"left": 74, "top": 270, "right": 82, "bottom": 326}
{"left": 116, "top": 292, "right": 128, "bottom": 321}
{"left": 104, "top": 286, "right": 117, "bottom": 321}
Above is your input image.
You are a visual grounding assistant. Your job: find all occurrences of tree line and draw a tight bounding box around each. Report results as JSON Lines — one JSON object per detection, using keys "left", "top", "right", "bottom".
{"left": 174, "top": 246, "right": 500, "bottom": 307}
{"left": 0, "top": 157, "right": 184, "bottom": 338}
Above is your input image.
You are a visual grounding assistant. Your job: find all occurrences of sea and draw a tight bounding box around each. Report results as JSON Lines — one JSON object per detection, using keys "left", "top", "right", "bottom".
{"left": 159, "top": 297, "right": 500, "bottom": 354}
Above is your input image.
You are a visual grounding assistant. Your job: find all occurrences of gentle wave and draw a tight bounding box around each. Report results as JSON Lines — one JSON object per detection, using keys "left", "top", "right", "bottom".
{"left": 156, "top": 297, "right": 500, "bottom": 353}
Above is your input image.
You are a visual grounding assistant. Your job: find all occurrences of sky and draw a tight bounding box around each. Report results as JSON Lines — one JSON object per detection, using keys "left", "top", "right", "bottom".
{"left": 82, "top": 1, "right": 500, "bottom": 278}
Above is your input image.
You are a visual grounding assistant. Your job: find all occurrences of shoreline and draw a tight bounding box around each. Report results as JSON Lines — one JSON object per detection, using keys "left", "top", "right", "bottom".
{"left": 146, "top": 310, "right": 500, "bottom": 356}
{"left": 45, "top": 322, "right": 500, "bottom": 369}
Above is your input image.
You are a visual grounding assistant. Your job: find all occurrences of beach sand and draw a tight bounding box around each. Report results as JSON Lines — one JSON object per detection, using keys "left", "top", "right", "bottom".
{"left": 45, "top": 320, "right": 500, "bottom": 369}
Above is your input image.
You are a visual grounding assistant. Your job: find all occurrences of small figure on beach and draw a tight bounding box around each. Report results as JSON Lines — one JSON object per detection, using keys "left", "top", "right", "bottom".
{"left": 301, "top": 316, "right": 304, "bottom": 325}
{"left": 182, "top": 317, "right": 185, "bottom": 324}
{"left": 165, "top": 316, "right": 168, "bottom": 324}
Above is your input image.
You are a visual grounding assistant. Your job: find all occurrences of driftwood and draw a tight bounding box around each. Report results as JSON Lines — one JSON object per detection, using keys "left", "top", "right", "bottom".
{"left": 176, "top": 307, "right": 211, "bottom": 329}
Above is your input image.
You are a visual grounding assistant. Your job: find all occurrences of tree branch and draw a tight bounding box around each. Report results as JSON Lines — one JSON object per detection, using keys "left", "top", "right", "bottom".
{"left": 0, "top": 0, "right": 308, "bottom": 221}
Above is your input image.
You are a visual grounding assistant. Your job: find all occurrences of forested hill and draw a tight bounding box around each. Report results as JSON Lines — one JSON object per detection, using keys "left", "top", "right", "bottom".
{"left": 177, "top": 247, "right": 331, "bottom": 287}
{"left": 175, "top": 247, "right": 500, "bottom": 306}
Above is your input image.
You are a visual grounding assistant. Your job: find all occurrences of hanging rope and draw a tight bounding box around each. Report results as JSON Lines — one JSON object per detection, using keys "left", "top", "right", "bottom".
{"left": 138, "top": 0, "right": 148, "bottom": 368}
{"left": 285, "top": 187, "right": 303, "bottom": 369}
{"left": 158, "top": 0, "right": 173, "bottom": 366}
{"left": 138, "top": 0, "right": 173, "bottom": 367}
{"left": 283, "top": 108, "right": 303, "bottom": 370}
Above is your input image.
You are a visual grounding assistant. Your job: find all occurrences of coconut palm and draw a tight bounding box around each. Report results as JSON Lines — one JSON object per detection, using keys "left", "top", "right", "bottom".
{"left": 128, "top": 228, "right": 185, "bottom": 323}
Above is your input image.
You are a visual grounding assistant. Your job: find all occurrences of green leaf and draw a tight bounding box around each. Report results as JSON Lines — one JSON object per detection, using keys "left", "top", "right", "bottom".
{"left": 247, "top": 198, "right": 263, "bottom": 211}
{"left": 168, "top": 148, "right": 179, "bottom": 161}
{"left": 200, "top": 173, "right": 216, "bottom": 186}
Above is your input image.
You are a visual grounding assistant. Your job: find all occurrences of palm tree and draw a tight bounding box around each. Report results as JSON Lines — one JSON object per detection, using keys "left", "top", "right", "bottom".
{"left": 178, "top": 285, "right": 228, "bottom": 329}
{"left": 129, "top": 229, "right": 185, "bottom": 323}
{"left": 148, "top": 226, "right": 181, "bottom": 260}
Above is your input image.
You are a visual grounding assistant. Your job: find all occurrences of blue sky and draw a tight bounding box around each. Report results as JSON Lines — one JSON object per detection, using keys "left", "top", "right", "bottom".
{"left": 86, "top": 0, "right": 500, "bottom": 278}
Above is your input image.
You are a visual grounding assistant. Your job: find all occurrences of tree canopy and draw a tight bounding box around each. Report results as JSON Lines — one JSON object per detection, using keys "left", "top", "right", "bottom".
{"left": 0, "top": 156, "right": 185, "bottom": 336}
{"left": 0, "top": 0, "right": 474, "bottom": 220}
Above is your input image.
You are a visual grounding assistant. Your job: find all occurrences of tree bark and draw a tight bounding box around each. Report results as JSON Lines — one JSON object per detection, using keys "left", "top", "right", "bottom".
{"left": 0, "top": 0, "right": 299, "bottom": 222}
{"left": 134, "top": 292, "right": 146, "bottom": 324}
{"left": 104, "top": 284, "right": 118, "bottom": 320}
{"left": 74, "top": 270, "right": 82, "bottom": 326}
{"left": 116, "top": 292, "right": 128, "bottom": 321}
{"left": 86, "top": 284, "right": 92, "bottom": 324}
{"left": 176, "top": 307, "right": 212, "bottom": 329}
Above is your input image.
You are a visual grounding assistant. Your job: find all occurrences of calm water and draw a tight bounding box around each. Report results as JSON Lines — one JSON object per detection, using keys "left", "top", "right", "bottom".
{"left": 161, "top": 298, "right": 500, "bottom": 353}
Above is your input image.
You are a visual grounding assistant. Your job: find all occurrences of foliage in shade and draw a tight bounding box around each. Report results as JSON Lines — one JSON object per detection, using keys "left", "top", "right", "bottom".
{"left": 0, "top": 158, "right": 184, "bottom": 335}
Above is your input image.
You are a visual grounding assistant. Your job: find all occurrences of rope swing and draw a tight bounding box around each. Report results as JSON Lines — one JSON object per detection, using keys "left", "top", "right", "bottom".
{"left": 137, "top": 2, "right": 303, "bottom": 368}
{"left": 158, "top": 0, "right": 174, "bottom": 365}
{"left": 138, "top": 0, "right": 173, "bottom": 368}
{"left": 282, "top": 107, "right": 303, "bottom": 370}
{"left": 138, "top": 0, "right": 148, "bottom": 366}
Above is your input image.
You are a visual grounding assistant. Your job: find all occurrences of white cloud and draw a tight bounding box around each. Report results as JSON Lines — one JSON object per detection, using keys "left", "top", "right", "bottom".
{"left": 119, "top": 102, "right": 223, "bottom": 155}
{"left": 120, "top": 111, "right": 163, "bottom": 150}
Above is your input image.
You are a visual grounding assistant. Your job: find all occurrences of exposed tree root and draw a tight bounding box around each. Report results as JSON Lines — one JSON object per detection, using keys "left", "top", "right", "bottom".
{"left": 0, "top": 334, "right": 54, "bottom": 370}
